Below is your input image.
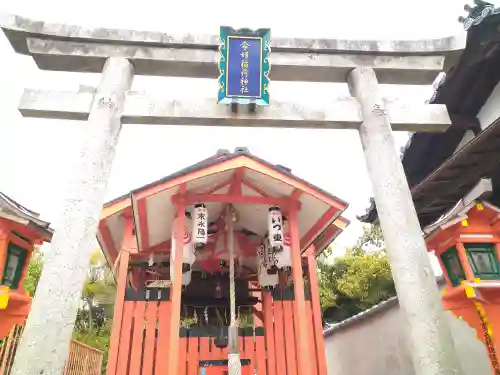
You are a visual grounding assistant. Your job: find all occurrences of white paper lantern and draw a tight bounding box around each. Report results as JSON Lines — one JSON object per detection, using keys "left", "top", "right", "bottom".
{"left": 182, "top": 269, "right": 192, "bottom": 286}
{"left": 258, "top": 264, "right": 279, "bottom": 290}
{"left": 258, "top": 236, "right": 277, "bottom": 269}
{"left": 268, "top": 206, "right": 284, "bottom": 252}
{"left": 193, "top": 203, "right": 208, "bottom": 249}
{"left": 265, "top": 237, "right": 278, "bottom": 270}
{"left": 256, "top": 243, "right": 266, "bottom": 268}
{"left": 170, "top": 213, "right": 195, "bottom": 286}
{"left": 257, "top": 244, "right": 279, "bottom": 289}
{"left": 275, "top": 218, "right": 292, "bottom": 271}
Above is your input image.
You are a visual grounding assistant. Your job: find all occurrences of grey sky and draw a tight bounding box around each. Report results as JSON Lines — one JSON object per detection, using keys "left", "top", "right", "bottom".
{"left": 0, "top": 0, "right": 466, "bottom": 256}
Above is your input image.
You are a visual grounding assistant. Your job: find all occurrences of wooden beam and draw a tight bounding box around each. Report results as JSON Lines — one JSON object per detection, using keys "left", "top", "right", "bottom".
{"left": 289, "top": 188, "right": 303, "bottom": 200}
{"left": 172, "top": 193, "right": 300, "bottom": 209}
{"left": 199, "top": 178, "right": 232, "bottom": 194}
{"left": 100, "top": 197, "right": 132, "bottom": 220}
{"left": 241, "top": 179, "right": 271, "bottom": 197}
{"left": 305, "top": 247, "right": 328, "bottom": 375}
{"left": 300, "top": 207, "right": 339, "bottom": 249}
{"left": 289, "top": 206, "right": 312, "bottom": 375}
{"left": 97, "top": 221, "right": 118, "bottom": 262}
{"left": 229, "top": 168, "right": 245, "bottom": 196}
{"left": 135, "top": 198, "right": 149, "bottom": 251}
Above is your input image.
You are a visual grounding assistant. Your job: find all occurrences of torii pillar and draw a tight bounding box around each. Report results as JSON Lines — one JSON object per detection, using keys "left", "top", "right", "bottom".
{"left": 8, "top": 57, "right": 134, "bottom": 375}
{"left": 349, "top": 68, "right": 461, "bottom": 375}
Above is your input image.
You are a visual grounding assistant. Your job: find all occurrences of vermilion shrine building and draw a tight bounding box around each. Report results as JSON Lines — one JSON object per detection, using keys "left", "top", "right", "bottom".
{"left": 97, "top": 148, "right": 349, "bottom": 375}
{"left": 0, "top": 192, "right": 53, "bottom": 339}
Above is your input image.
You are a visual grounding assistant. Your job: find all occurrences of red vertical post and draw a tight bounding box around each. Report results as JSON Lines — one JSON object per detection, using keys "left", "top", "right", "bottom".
{"left": 179, "top": 329, "right": 188, "bottom": 375}
{"left": 199, "top": 337, "right": 210, "bottom": 360}
{"left": 262, "top": 291, "right": 276, "bottom": 375}
{"left": 306, "top": 301, "right": 318, "bottom": 375}
{"left": 306, "top": 247, "right": 328, "bottom": 375}
{"left": 0, "top": 226, "right": 8, "bottom": 280}
{"left": 142, "top": 299, "right": 159, "bottom": 375}
{"left": 272, "top": 296, "right": 286, "bottom": 375}
{"left": 129, "top": 300, "right": 147, "bottom": 374}
{"left": 456, "top": 242, "right": 475, "bottom": 281}
{"left": 117, "top": 300, "right": 135, "bottom": 374}
{"left": 167, "top": 184, "right": 187, "bottom": 375}
{"left": 243, "top": 328, "right": 255, "bottom": 375}
{"left": 289, "top": 206, "right": 312, "bottom": 375}
{"left": 282, "top": 296, "right": 297, "bottom": 375}
{"left": 106, "top": 217, "right": 134, "bottom": 375}
{"left": 187, "top": 329, "right": 200, "bottom": 375}
{"left": 253, "top": 289, "right": 266, "bottom": 375}
{"left": 0, "top": 328, "right": 15, "bottom": 375}
{"left": 155, "top": 300, "right": 171, "bottom": 375}
{"left": 252, "top": 287, "right": 264, "bottom": 327}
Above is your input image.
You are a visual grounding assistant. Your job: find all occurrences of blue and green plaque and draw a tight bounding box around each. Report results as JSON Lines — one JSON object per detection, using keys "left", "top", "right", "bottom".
{"left": 217, "top": 26, "right": 271, "bottom": 106}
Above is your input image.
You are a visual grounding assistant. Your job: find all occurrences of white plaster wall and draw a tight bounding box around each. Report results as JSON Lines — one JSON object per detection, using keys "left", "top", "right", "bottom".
{"left": 428, "top": 251, "right": 443, "bottom": 277}
{"left": 324, "top": 284, "right": 491, "bottom": 375}
{"left": 478, "top": 80, "right": 500, "bottom": 130}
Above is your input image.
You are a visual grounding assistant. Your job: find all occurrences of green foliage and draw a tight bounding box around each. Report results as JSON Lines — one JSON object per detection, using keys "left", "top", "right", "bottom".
{"left": 73, "top": 322, "right": 112, "bottom": 373}
{"left": 24, "top": 248, "right": 114, "bottom": 374}
{"left": 318, "top": 224, "right": 396, "bottom": 324}
{"left": 23, "top": 247, "right": 43, "bottom": 296}
{"left": 73, "top": 250, "right": 116, "bottom": 374}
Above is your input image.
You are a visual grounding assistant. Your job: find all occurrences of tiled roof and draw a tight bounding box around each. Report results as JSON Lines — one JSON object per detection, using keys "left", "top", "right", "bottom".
{"left": 0, "top": 191, "right": 53, "bottom": 240}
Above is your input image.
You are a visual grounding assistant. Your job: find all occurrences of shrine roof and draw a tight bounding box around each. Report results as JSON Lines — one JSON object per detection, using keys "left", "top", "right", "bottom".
{"left": 98, "top": 148, "right": 349, "bottom": 266}
{"left": 107, "top": 147, "right": 348, "bottom": 208}
{"left": 0, "top": 191, "right": 53, "bottom": 241}
{"left": 422, "top": 178, "right": 500, "bottom": 245}
{"left": 360, "top": 8, "right": 500, "bottom": 227}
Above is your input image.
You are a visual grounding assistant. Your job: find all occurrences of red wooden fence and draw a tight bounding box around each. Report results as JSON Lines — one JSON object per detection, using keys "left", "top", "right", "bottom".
{"left": 0, "top": 326, "right": 103, "bottom": 375}
{"left": 106, "top": 287, "right": 325, "bottom": 375}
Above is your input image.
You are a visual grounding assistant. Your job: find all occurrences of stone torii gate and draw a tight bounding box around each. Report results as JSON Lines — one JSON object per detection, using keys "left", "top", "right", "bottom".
{"left": 1, "top": 13, "right": 465, "bottom": 375}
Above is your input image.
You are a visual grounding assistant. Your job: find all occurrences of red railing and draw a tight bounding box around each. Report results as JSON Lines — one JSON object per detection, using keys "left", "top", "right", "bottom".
{"left": 0, "top": 326, "right": 103, "bottom": 375}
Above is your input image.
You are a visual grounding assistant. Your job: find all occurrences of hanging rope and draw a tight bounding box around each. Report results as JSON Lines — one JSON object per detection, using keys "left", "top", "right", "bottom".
{"left": 228, "top": 211, "right": 236, "bottom": 326}
{"left": 226, "top": 205, "right": 242, "bottom": 375}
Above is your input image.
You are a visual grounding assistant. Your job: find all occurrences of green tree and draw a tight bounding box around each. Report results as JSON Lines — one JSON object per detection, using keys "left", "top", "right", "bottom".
{"left": 23, "top": 248, "right": 115, "bottom": 374}
{"left": 76, "top": 250, "right": 116, "bottom": 334}
{"left": 73, "top": 250, "right": 116, "bottom": 374}
{"left": 24, "top": 247, "right": 43, "bottom": 296}
{"left": 319, "top": 224, "right": 396, "bottom": 324}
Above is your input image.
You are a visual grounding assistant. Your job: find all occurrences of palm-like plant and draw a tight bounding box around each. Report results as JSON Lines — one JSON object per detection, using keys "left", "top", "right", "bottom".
{"left": 78, "top": 250, "right": 116, "bottom": 335}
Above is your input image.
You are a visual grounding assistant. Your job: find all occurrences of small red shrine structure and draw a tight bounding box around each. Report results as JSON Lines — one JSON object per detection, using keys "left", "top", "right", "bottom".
{"left": 98, "top": 148, "right": 349, "bottom": 375}
{"left": 425, "top": 179, "right": 500, "bottom": 375}
{"left": 0, "top": 192, "right": 53, "bottom": 339}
